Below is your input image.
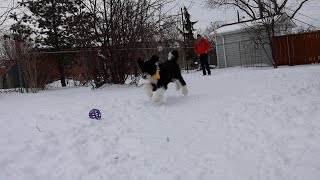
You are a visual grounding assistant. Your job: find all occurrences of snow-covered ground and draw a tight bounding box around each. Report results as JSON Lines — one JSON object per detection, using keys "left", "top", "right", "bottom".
{"left": 1, "top": 65, "right": 320, "bottom": 180}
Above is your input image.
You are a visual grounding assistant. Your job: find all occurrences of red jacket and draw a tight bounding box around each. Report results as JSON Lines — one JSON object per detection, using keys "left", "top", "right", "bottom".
{"left": 194, "top": 37, "right": 211, "bottom": 55}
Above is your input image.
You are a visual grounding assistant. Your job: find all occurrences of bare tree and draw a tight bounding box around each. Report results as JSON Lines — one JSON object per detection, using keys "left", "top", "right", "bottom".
{"left": 295, "top": 25, "right": 316, "bottom": 33}
{"left": 0, "top": 0, "right": 19, "bottom": 30}
{"left": 199, "top": 21, "right": 225, "bottom": 42}
{"left": 82, "top": 0, "right": 176, "bottom": 87}
{"left": 206, "top": 0, "right": 310, "bottom": 20}
{"left": 0, "top": 36, "right": 17, "bottom": 88}
{"left": 0, "top": 36, "right": 52, "bottom": 92}
{"left": 0, "top": 0, "right": 19, "bottom": 77}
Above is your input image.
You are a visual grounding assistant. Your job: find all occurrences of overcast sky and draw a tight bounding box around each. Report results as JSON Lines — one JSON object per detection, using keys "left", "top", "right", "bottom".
{"left": 169, "top": 0, "right": 320, "bottom": 31}
{"left": 1, "top": 0, "right": 320, "bottom": 32}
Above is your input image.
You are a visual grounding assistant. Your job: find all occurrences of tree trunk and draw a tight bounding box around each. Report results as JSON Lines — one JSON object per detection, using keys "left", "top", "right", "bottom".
{"left": 57, "top": 54, "right": 66, "bottom": 87}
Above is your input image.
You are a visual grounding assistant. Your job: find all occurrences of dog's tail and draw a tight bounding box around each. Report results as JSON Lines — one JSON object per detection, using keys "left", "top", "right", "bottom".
{"left": 168, "top": 50, "right": 179, "bottom": 63}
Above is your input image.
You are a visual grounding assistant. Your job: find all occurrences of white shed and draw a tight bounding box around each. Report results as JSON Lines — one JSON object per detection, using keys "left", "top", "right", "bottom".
{"left": 211, "top": 13, "right": 296, "bottom": 68}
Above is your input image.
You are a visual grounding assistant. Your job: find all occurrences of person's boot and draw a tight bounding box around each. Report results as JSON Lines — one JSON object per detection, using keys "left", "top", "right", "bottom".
{"left": 202, "top": 70, "right": 206, "bottom": 76}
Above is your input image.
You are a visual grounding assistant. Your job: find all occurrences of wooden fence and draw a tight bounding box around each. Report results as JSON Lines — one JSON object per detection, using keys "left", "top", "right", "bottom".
{"left": 273, "top": 31, "right": 320, "bottom": 66}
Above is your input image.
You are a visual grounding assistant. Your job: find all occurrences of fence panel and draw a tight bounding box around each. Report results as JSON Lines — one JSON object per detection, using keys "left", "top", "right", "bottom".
{"left": 273, "top": 31, "right": 320, "bottom": 66}
{"left": 1, "top": 47, "right": 212, "bottom": 93}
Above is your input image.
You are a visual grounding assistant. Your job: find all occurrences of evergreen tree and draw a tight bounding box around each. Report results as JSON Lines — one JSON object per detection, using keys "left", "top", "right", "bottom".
{"left": 14, "top": 0, "right": 86, "bottom": 86}
{"left": 179, "top": 6, "right": 198, "bottom": 69}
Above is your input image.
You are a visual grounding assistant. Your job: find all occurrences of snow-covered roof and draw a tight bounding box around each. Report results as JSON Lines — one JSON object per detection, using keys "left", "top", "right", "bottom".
{"left": 212, "top": 23, "right": 247, "bottom": 35}
{"left": 210, "top": 13, "right": 296, "bottom": 35}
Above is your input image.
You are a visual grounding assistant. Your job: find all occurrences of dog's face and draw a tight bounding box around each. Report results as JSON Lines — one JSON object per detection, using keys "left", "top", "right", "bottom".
{"left": 168, "top": 50, "right": 179, "bottom": 61}
{"left": 137, "top": 55, "right": 159, "bottom": 80}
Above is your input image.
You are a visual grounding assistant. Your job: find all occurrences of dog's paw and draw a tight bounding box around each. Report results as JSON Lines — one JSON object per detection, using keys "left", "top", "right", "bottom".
{"left": 144, "top": 83, "right": 154, "bottom": 97}
{"left": 182, "top": 85, "right": 188, "bottom": 96}
{"left": 146, "top": 91, "right": 153, "bottom": 97}
{"left": 153, "top": 96, "right": 161, "bottom": 103}
{"left": 153, "top": 88, "right": 165, "bottom": 102}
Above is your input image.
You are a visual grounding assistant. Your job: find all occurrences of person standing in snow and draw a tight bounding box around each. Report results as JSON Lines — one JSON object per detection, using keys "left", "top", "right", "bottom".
{"left": 194, "top": 34, "right": 211, "bottom": 76}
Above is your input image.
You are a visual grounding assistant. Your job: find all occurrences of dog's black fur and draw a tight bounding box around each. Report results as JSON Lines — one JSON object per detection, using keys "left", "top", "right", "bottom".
{"left": 137, "top": 50, "right": 187, "bottom": 100}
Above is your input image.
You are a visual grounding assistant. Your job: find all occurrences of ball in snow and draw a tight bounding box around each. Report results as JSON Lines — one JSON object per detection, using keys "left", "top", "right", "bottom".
{"left": 89, "top": 109, "right": 101, "bottom": 120}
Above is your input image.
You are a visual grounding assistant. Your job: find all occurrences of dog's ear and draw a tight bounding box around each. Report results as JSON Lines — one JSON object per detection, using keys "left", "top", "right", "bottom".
{"left": 150, "top": 55, "right": 160, "bottom": 63}
{"left": 168, "top": 50, "right": 179, "bottom": 61}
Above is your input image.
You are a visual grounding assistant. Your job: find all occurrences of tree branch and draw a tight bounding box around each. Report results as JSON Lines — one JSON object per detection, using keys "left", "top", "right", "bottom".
{"left": 290, "top": 0, "right": 310, "bottom": 19}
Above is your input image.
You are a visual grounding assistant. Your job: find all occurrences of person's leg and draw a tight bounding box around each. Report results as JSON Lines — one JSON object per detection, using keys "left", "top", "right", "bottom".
{"left": 204, "top": 54, "right": 211, "bottom": 75}
{"left": 200, "top": 55, "right": 206, "bottom": 75}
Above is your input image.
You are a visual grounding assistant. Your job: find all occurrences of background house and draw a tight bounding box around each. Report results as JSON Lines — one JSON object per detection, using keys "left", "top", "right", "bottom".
{"left": 211, "top": 13, "right": 296, "bottom": 68}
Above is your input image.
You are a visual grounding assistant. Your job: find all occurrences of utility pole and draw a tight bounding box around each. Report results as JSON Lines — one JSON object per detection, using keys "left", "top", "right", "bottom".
{"left": 237, "top": 10, "right": 240, "bottom": 22}
{"left": 257, "top": 0, "right": 264, "bottom": 18}
{"left": 181, "top": 7, "right": 189, "bottom": 73}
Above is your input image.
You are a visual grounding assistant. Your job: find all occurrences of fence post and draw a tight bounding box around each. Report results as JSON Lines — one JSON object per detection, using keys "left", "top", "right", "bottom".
{"left": 286, "top": 35, "right": 291, "bottom": 66}
{"left": 15, "top": 40, "right": 24, "bottom": 93}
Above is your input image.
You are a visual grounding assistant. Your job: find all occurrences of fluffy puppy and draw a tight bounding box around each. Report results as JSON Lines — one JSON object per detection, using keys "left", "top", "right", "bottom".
{"left": 137, "top": 50, "right": 188, "bottom": 102}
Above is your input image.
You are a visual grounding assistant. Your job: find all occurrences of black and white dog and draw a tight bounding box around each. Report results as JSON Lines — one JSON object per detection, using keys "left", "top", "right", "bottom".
{"left": 137, "top": 50, "right": 188, "bottom": 102}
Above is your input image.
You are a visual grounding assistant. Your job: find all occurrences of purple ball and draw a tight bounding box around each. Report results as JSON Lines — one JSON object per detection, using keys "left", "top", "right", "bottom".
{"left": 89, "top": 109, "right": 101, "bottom": 120}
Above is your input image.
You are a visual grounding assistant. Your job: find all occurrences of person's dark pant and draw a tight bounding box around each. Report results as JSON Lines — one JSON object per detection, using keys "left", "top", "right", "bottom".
{"left": 199, "top": 53, "right": 211, "bottom": 75}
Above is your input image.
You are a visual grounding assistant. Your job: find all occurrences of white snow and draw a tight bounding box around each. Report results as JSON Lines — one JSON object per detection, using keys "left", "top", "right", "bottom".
{"left": 1, "top": 65, "right": 320, "bottom": 180}
{"left": 45, "top": 79, "right": 82, "bottom": 89}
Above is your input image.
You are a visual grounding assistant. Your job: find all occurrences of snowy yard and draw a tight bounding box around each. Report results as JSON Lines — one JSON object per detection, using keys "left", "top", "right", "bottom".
{"left": 1, "top": 65, "right": 320, "bottom": 180}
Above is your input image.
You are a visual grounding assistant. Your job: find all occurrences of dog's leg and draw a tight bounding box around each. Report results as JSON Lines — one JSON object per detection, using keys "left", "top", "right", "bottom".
{"left": 153, "top": 87, "right": 166, "bottom": 102}
{"left": 176, "top": 74, "right": 188, "bottom": 96}
{"left": 174, "top": 79, "right": 181, "bottom": 91}
{"left": 144, "top": 83, "right": 154, "bottom": 97}
{"left": 181, "top": 85, "right": 188, "bottom": 96}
